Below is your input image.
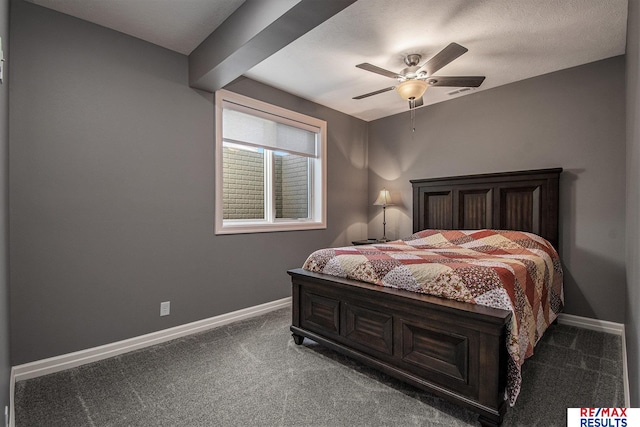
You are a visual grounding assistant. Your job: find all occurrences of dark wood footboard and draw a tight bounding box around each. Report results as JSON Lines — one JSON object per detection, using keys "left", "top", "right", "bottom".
{"left": 289, "top": 268, "right": 512, "bottom": 426}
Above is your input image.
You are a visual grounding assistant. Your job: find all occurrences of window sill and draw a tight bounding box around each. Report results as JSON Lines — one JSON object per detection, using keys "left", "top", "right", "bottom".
{"left": 215, "top": 221, "right": 326, "bottom": 235}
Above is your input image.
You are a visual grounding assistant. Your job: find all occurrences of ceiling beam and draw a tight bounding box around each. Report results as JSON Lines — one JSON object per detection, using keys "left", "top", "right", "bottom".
{"left": 188, "top": 0, "right": 357, "bottom": 92}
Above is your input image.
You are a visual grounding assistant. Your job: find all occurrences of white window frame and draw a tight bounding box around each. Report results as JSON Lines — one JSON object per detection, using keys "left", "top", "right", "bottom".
{"left": 215, "top": 89, "right": 327, "bottom": 235}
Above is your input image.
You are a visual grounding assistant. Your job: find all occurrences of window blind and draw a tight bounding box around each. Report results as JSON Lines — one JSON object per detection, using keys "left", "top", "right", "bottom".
{"left": 222, "top": 107, "right": 317, "bottom": 157}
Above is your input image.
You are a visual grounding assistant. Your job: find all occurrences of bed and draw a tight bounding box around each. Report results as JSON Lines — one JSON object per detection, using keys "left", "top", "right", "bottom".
{"left": 288, "top": 168, "right": 563, "bottom": 427}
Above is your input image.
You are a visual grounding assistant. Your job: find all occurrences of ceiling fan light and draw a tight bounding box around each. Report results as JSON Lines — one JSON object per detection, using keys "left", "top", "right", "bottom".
{"left": 396, "top": 80, "right": 428, "bottom": 100}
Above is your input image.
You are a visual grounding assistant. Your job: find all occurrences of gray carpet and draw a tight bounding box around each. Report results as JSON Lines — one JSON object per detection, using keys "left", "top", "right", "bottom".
{"left": 15, "top": 307, "right": 625, "bottom": 426}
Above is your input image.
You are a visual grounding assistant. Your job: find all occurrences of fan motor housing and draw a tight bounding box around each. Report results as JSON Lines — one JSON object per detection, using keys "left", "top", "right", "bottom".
{"left": 404, "top": 54, "right": 422, "bottom": 67}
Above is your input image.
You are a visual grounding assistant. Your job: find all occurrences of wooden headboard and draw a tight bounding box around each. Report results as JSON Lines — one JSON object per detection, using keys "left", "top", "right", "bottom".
{"left": 411, "top": 168, "right": 562, "bottom": 248}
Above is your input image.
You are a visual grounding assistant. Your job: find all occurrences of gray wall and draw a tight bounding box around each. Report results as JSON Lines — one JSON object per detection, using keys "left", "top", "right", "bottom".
{"left": 9, "top": 1, "right": 368, "bottom": 365}
{"left": 626, "top": 0, "right": 640, "bottom": 407}
{"left": 368, "top": 57, "right": 626, "bottom": 323}
{"left": 0, "top": 0, "right": 9, "bottom": 416}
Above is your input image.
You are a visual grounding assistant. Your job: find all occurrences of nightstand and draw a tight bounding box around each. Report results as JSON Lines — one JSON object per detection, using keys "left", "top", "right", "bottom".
{"left": 351, "top": 239, "right": 379, "bottom": 245}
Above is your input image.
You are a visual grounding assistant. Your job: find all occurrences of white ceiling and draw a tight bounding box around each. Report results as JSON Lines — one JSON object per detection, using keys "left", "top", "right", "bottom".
{"left": 26, "top": 0, "right": 247, "bottom": 55}
{"left": 25, "top": 0, "right": 628, "bottom": 122}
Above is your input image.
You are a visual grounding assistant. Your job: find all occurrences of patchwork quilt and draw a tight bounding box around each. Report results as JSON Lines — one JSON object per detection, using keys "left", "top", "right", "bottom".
{"left": 302, "top": 229, "right": 564, "bottom": 405}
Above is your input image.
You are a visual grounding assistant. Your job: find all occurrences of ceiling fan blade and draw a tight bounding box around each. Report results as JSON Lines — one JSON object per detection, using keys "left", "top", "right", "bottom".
{"left": 426, "top": 76, "right": 485, "bottom": 87}
{"left": 355, "top": 63, "right": 400, "bottom": 79}
{"left": 352, "top": 86, "right": 395, "bottom": 100}
{"left": 422, "top": 42, "right": 468, "bottom": 76}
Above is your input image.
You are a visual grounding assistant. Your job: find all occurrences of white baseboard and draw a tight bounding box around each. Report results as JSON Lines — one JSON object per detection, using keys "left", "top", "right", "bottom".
{"left": 12, "top": 297, "right": 291, "bottom": 384}
{"left": 557, "top": 313, "right": 625, "bottom": 335}
{"left": 621, "top": 332, "right": 630, "bottom": 408}
{"left": 8, "top": 368, "right": 13, "bottom": 427}
{"left": 557, "top": 313, "right": 629, "bottom": 407}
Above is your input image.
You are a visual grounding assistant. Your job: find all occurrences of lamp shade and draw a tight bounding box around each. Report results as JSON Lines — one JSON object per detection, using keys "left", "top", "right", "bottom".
{"left": 373, "top": 189, "right": 393, "bottom": 206}
{"left": 395, "top": 79, "right": 428, "bottom": 100}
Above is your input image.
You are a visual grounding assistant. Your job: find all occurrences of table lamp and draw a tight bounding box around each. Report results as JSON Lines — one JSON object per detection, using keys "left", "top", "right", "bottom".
{"left": 373, "top": 189, "right": 393, "bottom": 242}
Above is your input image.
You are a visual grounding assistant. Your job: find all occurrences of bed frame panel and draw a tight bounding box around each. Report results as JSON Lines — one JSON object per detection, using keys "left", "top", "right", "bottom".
{"left": 289, "top": 168, "right": 562, "bottom": 426}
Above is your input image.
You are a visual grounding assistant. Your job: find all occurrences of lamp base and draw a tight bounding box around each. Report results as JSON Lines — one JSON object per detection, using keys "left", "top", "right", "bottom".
{"left": 376, "top": 238, "right": 389, "bottom": 243}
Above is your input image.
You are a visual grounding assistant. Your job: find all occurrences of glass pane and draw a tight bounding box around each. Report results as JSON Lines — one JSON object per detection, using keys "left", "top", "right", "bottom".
{"left": 222, "top": 143, "right": 264, "bottom": 220}
{"left": 274, "top": 152, "right": 309, "bottom": 219}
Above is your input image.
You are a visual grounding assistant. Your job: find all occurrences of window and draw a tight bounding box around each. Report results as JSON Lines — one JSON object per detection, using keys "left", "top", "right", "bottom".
{"left": 215, "top": 90, "right": 326, "bottom": 234}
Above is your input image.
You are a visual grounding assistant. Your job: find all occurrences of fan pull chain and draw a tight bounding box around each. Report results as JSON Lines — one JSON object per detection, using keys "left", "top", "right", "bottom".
{"left": 410, "top": 99, "right": 416, "bottom": 132}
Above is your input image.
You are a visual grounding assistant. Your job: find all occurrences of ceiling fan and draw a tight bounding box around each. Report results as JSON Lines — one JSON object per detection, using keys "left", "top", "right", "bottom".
{"left": 353, "top": 42, "right": 485, "bottom": 110}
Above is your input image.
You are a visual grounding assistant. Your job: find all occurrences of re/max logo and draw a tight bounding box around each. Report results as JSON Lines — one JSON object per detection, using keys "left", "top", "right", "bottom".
{"left": 581, "top": 408, "right": 628, "bottom": 417}
{"left": 568, "top": 407, "right": 638, "bottom": 426}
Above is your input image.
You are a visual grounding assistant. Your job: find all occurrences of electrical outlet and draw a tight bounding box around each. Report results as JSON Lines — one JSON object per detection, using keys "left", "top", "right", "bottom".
{"left": 160, "top": 301, "right": 170, "bottom": 316}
